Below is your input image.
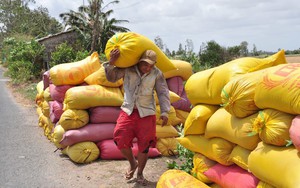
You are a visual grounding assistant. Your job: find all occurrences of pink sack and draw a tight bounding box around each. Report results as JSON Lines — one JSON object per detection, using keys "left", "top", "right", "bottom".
{"left": 60, "top": 123, "right": 115, "bottom": 147}
{"left": 49, "top": 84, "right": 73, "bottom": 103}
{"left": 166, "top": 76, "right": 184, "bottom": 96}
{"left": 204, "top": 163, "right": 259, "bottom": 188}
{"left": 97, "top": 139, "right": 161, "bottom": 160}
{"left": 49, "top": 101, "right": 64, "bottom": 124}
{"left": 89, "top": 106, "right": 121, "bottom": 123}
{"left": 290, "top": 115, "right": 300, "bottom": 151}
{"left": 43, "top": 71, "right": 51, "bottom": 90}
{"left": 171, "top": 89, "right": 192, "bottom": 112}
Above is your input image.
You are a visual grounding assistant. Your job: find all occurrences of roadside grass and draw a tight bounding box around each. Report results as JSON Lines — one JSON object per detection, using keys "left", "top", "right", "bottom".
{"left": 7, "top": 81, "right": 38, "bottom": 105}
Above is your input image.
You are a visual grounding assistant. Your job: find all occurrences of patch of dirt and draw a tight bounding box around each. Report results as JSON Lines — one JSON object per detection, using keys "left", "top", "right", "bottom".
{"left": 286, "top": 56, "right": 300, "bottom": 63}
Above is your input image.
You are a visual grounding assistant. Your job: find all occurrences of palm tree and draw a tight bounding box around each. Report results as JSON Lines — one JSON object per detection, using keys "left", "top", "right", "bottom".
{"left": 59, "top": 0, "right": 129, "bottom": 53}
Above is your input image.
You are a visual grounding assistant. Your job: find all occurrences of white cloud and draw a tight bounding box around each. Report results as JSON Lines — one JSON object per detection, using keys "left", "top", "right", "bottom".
{"left": 33, "top": 0, "right": 300, "bottom": 52}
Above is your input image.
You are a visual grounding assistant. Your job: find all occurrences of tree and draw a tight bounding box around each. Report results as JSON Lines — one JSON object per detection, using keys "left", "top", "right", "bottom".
{"left": 154, "top": 36, "right": 164, "bottom": 51}
{"left": 252, "top": 44, "right": 259, "bottom": 56}
{"left": 176, "top": 43, "right": 185, "bottom": 56}
{"left": 185, "top": 39, "right": 194, "bottom": 53}
{"left": 199, "top": 40, "right": 225, "bottom": 67}
{"left": 240, "top": 41, "right": 248, "bottom": 56}
{"left": 59, "top": 0, "right": 129, "bottom": 53}
{"left": 0, "top": 0, "right": 62, "bottom": 41}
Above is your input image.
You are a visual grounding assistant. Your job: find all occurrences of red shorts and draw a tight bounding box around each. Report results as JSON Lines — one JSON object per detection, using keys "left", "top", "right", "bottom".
{"left": 113, "top": 109, "right": 156, "bottom": 153}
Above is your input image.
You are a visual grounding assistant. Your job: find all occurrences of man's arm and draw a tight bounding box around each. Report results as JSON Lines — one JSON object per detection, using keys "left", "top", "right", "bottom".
{"left": 103, "top": 48, "right": 125, "bottom": 82}
{"left": 155, "top": 71, "right": 171, "bottom": 126}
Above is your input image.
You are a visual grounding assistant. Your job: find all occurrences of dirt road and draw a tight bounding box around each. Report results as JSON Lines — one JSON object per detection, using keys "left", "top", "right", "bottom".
{"left": 0, "top": 67, "right": 175, "bottom": 188}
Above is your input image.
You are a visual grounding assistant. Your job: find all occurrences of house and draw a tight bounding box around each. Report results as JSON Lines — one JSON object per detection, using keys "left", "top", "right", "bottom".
{"left": 36, "top": 29, "right": 79, "bottom": 69}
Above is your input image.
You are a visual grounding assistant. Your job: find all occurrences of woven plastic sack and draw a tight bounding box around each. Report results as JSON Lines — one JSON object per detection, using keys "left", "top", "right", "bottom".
{"left": 203, "top": 164, "right": 259, "bottom": 188}
{"left": 191, "top": 153, "right": 216, "bottom": 183}
{"left": 252, "top": 109, "right": 294, "bottom": 146}
{"left": 248, "top": 142, "right": 300, "bottom": 188}
{"left": 163, "top": 59, "right": 193, "bottom": 81}
{"left": 184, "top": 104, "right": 219, "bottom": 136}
{"left": 228, "top": 145, "right": 251, "bottom": 170}
{"left": 156, "top": 138, "right": 178, "bottom": 156}
{"left": 62, "top": 141, "right": 100, "bottom": 164}
{"left": 256, "top": 181, "right": 276, "bottom": 188}
{"left": 221, "top": 69, "right": 266, "bottom": 118}
{"left": 52, "top": 125, "right": 65, "bottom": 148}
{"left": 254, "top": 63, "right": 300, "bottom": 114}
{"left": 60, "top": 123, "right": 115, "bottom": 147}
{"left": 157, "top": 169, "right": 210, "bottom": 188}
{"left": 63, "top": 85, "right": 123, "bottom": 110}
{"left": 156, "top": 125, "right": 179, "bottom": 138}
{"left": 185, "top": 50, "right": 286, "bottom": 105}
{"left": 177, "top": 135, "right": 235, "bottom": 165}
{"left": 84, "top": 65, "right": 123, "bottom": 87}
{"left": 289, "top": 115, "right": 300, "bottom": 152}
{"left": 156, "top": 105, "right": 181, "bottom": 126}
{"left": 105, "top": 32, "right": 176, "bottom": 72}
{"left": 50, "top": 52, "right": 100, "bottom": 86}
{"left": 205, "top": 108, "right": 260, "bottom": 150}
{"left": 59, "top": 109, "right": 89, "bottom": 131}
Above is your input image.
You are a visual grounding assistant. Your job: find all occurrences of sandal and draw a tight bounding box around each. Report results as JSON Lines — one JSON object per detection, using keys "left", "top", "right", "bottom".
{"left": 125, "top": 163, "right": 138, "bottom": 180}
{"left": 136, "top": 175, "right": 148, "bottom": 186}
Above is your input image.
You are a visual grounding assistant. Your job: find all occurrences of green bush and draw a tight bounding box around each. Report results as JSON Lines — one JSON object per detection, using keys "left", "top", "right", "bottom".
{"left": 5, "top": 60, "right": 33, "bottom": 83}
{"left": 167, "top": 125, "right": 194, "bottom": 174}
{"left": 3, "top": 38, "right": 45, "bottom": 83}
{"left": 49, "top": 42, "right": 89, "bottom": 67}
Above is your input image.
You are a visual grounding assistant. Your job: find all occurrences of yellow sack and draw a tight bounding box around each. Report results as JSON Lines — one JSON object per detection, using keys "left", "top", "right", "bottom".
{"left": 155, "top": 90, "right": 180, "bottom": 104}
{"left": 252, "top": 109, "right": 294, "bottom": 146}
{"left": 191, "top": 153, "right": 217, "bottom": 183}
{"left": 63, "top": 85, "right": 123, "bottom": 110}
{"left": 49, "top": 52, "right": 100, "bottom": 86}
{"left": 59, "top": 109, "right": 89, "bottom": 131}
{"left": 156, "top": 125, "right": 179, "bottom": 138}
{"left": 254, "top": 63, "right": 300, "bottom": 114}
{"left": 177, "top": 135, "right": 235, "bottom": 165}
{"left": 43, "top": 87, "right": 52, "bottom": 102}
{"left": 36, "top": 80, "right": 44, "bottom": 94}
{"left": 228, "top": 145, "right": 251, "bottom": 170}
{"left": 221, "top": 69, "right": 266, "bottom": 118}
{"left": 62, "top": 141, "right": 100, "bottom": 164}
{"left": 185, "top": 50, "right": 286, "bottom": 105}
{"left": 42, "top": 101, "right": 50, "bottom": 117}
{"left": 157, "top": 169, "right": 210, "bottom": 188}
{"left": 156, "top": 105, "right": 181, "bottom": 126}
{"left": 205, "top": 108, "right": 260, "bottom": 150}
{"left": 105, "top": 32, "right": 176, "bottom": 73}
{"left": 156, "top": 138, "right": 178, "bottom": 156}
{"left": 84, "top": 65, "right": 123, "bottom": 87}
{"left": 36, "top": 106, "right": 43, "bottom": 117}
{"left": 256, "top": 181, "right": 276, "bottom": 188}
{"left": 163, "top": 60, "right": 193, "bottom": 81}
{"left": 248, "top": 142, "right": 300, "bottom": 188}
{"left": 52, "top": 125, "right": 65, "bottom": 149}
{"left": 184, "top": 104, "right": 219, "bottom": 136}
{"left": 175, "top": 109, "right": 190, "bottom": 123}
{"left": 44, "top": 120, "right": 54, "bottom": 141}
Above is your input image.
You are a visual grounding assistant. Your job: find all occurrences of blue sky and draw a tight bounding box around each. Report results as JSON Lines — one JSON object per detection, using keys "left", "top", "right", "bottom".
{"left": 34, "top": 0, "right": 300, "bottom": 52}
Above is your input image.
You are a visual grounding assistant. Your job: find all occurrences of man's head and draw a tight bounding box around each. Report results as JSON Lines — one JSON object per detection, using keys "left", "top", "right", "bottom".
{"left": 138, "top": 50, "right": 157, "bottom": 74}
{"left": 139, "top": 50, "right": 157, "bottom": 65}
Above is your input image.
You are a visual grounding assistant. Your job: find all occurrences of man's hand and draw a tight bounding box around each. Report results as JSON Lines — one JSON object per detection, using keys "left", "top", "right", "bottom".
{"left": 109, "top": 48, "right": 120, "bottom": 65}
{"left": 160, "top": 116, "right": 168, "bottom": 126}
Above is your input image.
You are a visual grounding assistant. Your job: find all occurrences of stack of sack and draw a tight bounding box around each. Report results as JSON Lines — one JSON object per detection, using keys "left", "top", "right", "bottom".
{"left": 157, "top": 59, "right": 194, "bottom": 156}
{"left": 158, "top": 50, "right": 300, "bottom": 188}
{"left": 35, "top": 32, "right": 193, "bottom": 163}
